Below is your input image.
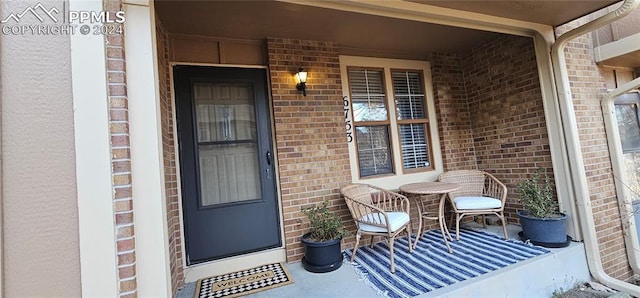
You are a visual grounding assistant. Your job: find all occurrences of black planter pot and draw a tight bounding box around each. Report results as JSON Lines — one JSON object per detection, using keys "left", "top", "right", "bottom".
{"left": 517, "top": 210, "right": 570, "bottom": 248}
{"left": 301, "top": 233, "right": 343, "bottom": 273}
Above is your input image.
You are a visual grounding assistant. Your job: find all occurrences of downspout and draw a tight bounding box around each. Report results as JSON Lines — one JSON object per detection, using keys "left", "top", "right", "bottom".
{"left": 551, "top": 0, "right": 640, "bottom": 294}
{"left": 602, "top": 84, "right": 640, "bottom": 273}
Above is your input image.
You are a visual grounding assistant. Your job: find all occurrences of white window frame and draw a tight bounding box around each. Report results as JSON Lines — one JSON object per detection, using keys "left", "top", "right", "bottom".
{"left": 340, "top": 55, "right": 443, "bottom": 189}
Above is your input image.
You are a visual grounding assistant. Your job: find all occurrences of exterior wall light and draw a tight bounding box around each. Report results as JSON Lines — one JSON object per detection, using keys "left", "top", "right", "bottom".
{"left": 295, "top": 68, "right": 308, "bottom": 96}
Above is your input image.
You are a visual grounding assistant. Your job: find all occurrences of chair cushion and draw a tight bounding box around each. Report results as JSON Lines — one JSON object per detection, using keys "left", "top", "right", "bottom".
{"left": 453, "top": 196, "right": 502, "bottom": 210}
{"left": 359, "top": 212, "right": 410, "bottom": 233}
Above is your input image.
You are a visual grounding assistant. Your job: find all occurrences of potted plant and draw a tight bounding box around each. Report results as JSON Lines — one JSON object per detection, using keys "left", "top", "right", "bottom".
{"left": 516, "top": 168, "right": 570, "bottom": 248}
{"left": 301, "top": 200, "right": 349, "bottom": 273}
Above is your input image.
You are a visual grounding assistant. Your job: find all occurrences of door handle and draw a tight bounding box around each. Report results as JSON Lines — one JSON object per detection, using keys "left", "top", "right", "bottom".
{"left": 266, "top": 150, "right": 272, "bottom": 166}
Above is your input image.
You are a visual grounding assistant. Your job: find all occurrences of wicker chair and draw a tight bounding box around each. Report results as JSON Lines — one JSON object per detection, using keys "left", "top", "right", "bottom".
{"left": 340, "top": 183, "right": 413, "bottom": 273}
{"left": 438, "top": 170, "right": 508, "bottom": 240}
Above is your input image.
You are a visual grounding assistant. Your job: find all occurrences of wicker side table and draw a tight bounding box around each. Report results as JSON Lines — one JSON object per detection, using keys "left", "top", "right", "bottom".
{"left": 399, "top": 182, "right": 460, "bottom": 252}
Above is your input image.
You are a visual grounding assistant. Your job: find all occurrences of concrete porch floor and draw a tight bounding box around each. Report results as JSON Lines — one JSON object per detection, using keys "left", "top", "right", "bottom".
{"left": 177, "top": 223, "right": 591, "bottom": 298}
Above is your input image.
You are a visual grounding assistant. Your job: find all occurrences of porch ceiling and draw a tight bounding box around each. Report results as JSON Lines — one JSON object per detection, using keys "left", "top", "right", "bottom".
{"left": 412, "top": 0, "right": 619, "bottom": 27}
{"left": 154, "top": 0, "right": 618, "bottom": 57}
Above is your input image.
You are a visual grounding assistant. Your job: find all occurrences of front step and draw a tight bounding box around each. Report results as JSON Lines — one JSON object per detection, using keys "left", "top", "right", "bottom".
{"left": 427, "top": 241, "right": 591, "bottom": 297}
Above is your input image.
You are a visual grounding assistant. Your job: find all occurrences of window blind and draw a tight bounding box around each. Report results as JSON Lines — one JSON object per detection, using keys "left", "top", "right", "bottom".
{"left": 393, "top": 72, "right": 425, "bottom": 120}
{"left": 393, "top": 70, "right": 430, "bottom": 170}
{"left": 355, "top": 126, "right": 394, "bottom": 176}
{"left": 349, "top": 69, "right": 388, "bottom": 122}
{"left": 399, "top": 124, "right": 430, "bottom": 169}
{"left": 348, "top": 68, "right": 393, "bottom": 177}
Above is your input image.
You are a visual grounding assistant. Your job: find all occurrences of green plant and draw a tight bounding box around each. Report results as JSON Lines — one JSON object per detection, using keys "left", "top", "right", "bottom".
{"left": 517, "top": 168, "right": 558, "bottom": 218}
{"left": 302, "top": 200, "right": 349, "bottom": 242}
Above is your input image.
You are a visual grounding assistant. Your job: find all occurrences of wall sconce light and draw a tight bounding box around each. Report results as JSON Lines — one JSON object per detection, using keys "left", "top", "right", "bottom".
{"left": 295, "top": 68, "right": 308, "bottom": 96}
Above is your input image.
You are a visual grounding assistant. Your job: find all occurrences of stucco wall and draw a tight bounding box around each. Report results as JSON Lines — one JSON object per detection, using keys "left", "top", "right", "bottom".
{"left": 0, "top": 0, "right": 81, "bottom": 296}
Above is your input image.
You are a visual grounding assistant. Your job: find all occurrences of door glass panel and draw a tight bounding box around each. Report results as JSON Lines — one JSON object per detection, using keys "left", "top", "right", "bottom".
{"left": 194, "top": 82, "right": 261, "bottom": 206}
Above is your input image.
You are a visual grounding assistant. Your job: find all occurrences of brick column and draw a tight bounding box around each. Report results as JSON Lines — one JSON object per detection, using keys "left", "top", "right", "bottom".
{"left": 156, "top": 17, "right": 184, "bottom": 294}
{"left": 105, "top": 0, "right": 137, "bottom": 296}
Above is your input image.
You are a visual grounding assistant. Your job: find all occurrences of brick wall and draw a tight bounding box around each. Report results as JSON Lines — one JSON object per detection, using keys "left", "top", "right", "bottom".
{"left": 156, "top": 18, "right": 184, "bottom": 295}
{"left": 431, "top": 52, "right": 478, "bottom": 170}
{"left": 558, "top": 20, "right": 632, "bottom": 280}
{"left": 431, "top": 35, "right": 553, "bottom": 224}
{"left": 462, "top": 34, "right": 553, "bottom": 223}
{"left": 158, "top": 34, "right": 560, "bottom": 267}
{"left": 266, "top": 38, "right": 354, "bottom": 261}
{"left": 105, "top": 0, "right": 137, "bottom": 296}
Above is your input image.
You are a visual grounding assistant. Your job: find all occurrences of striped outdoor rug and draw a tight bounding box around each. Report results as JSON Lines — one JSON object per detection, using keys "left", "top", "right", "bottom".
{"left": 343, "top": 229, "right": 550, "bottom": 298}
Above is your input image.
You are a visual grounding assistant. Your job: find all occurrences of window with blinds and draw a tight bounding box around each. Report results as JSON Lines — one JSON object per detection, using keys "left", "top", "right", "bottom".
{"left": 341, "top": 56, "right": 440, "bottom": 186}
{"left": 392, "top": 70, "right": 431, "bottom": 171}
{"left": 350, "top": 68, "right": 388, "bottom": 122}
{"left": 347, "top": 67, "right": 433, "bottom": 178}
{"left": 348, "top": 68, "right": 394, "bottom": 177}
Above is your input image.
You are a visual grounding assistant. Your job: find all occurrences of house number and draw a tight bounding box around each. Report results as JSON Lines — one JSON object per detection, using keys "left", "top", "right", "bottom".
{"left": 344, "top": 96, "right": 353, "bottom": 143}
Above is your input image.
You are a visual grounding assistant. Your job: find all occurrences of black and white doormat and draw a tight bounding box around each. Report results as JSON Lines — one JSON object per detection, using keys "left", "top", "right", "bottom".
{"left": 195, "top": 262, "right": 294, "bottom": 298}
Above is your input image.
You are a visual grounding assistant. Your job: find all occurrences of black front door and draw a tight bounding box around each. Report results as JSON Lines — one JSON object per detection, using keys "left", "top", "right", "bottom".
{"left": 174, "top": 66, "right": 280, "bottom": 264}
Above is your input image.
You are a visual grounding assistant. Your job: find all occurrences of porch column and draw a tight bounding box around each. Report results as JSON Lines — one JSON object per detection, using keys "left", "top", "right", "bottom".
{"left": 70, "top": 0, "right": 119, "bottom": 296}
{"left": 123, "top": 0, "right": 172, "bottom": 296}
{"left": 532, "top": 32, "right": 583, "bottom": 241}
